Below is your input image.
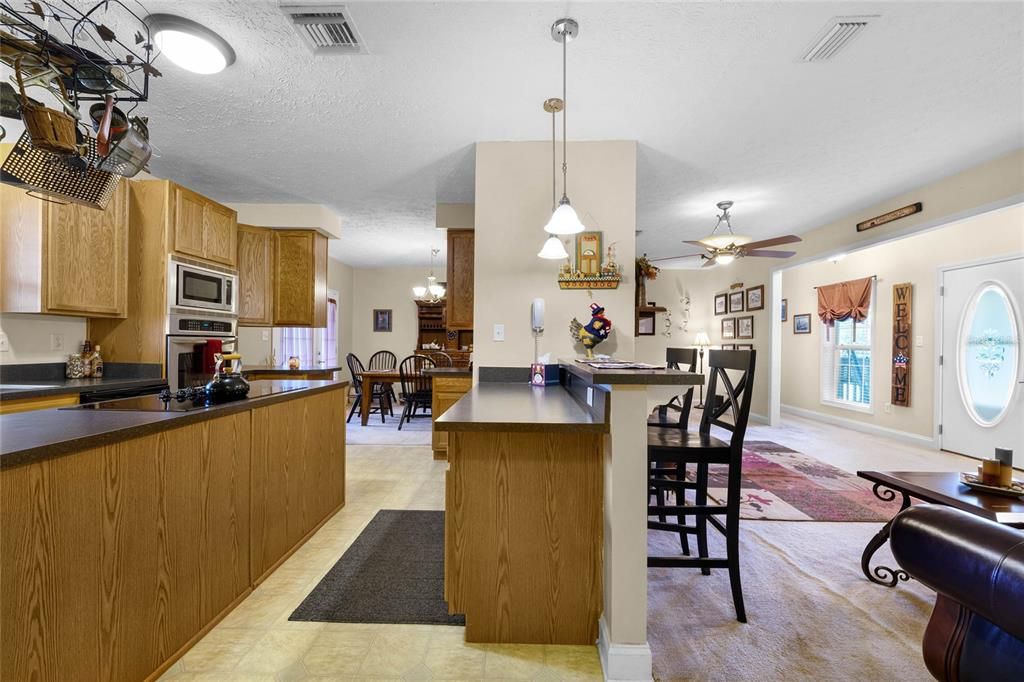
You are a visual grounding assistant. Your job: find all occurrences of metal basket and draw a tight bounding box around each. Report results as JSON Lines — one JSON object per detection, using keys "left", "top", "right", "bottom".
{"left": 1, "top": 130, "right": 120, "bottom": 209}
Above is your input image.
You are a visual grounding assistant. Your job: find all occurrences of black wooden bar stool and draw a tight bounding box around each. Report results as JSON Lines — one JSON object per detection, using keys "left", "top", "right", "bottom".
{"left": 647, "top": 349, "right": 756, "bottom": 623}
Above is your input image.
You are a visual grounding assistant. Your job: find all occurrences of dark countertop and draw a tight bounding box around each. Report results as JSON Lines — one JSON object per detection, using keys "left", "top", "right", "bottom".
{"left": 244, "top": 365, "right": 343, "bottom": 375}
{"left": 560, "top": 360, "right": 704, "bottom": 386}
{"left": 435, "top": 383, "right": 607, "bottom": 434}
{"left": 423, "top": 367, "right": 473, "bottom": 378}
{"left": 0, "top": 377, "right": 168, "bottom": 401}
{"left": 1, "top": 379, "right": 349, "bottom": 469}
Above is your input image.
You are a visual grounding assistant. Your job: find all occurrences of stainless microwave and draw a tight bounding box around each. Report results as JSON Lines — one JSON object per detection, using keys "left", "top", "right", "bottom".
{"left": 169, "top": 258, "right": 236, "bottom": 313}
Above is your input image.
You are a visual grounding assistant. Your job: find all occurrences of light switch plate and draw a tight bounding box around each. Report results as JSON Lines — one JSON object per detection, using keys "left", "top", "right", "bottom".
{"left": 0, "top": 332, "right": 8, "bottom": 352}
{"left": 586, "top": 387, "right": 594, "bottom": 407}
{"left": 915, "top": 335, "right": 923, "bottom": 347}
{"left": 493, "top": 324, "right": 505, "bottom": 342}
{"left": 50, "top": 333, "right": 64, "bottom": 351}
{"left": 261, "top": 330, "right": 270, "bottom": 341}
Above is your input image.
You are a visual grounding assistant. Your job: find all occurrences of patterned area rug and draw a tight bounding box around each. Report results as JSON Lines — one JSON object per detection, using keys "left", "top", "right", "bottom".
{"left": 698, "top": 440, "right": 902, "bottom": 522}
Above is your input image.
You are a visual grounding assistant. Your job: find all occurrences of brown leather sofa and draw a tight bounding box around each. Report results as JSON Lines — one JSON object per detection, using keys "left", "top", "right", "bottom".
{"left": 890, "top": 505, "right": 1024, "bottom": 682}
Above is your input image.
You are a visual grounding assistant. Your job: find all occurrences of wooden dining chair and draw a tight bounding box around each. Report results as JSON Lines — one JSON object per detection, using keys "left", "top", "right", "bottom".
{"left": 647, "top": 349, "right": 756, "bottom": 623}
{"left": 345, "top": 353, "right": 391, "bottom": 424}
{"left": 398, "top": 354, "right": 435, "bottom": 430}
{"left": 429, "top": 351, "right": 453, "bottom": 367}
{"left": 368, "top": 350, "right": 398, "bottom": 403}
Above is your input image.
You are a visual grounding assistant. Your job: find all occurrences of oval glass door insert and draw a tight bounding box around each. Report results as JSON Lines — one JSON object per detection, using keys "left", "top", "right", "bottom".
{"left": 957, "top": 282, "right": 1020, "bottom": 426}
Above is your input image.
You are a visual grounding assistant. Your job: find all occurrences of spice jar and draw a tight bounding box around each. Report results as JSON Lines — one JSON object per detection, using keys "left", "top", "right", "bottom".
{"left": 66, "top": 353, "right": 84, "bottom": 379}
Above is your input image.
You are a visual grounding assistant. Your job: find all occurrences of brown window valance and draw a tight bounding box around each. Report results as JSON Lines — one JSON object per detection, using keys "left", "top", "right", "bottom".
{"left": 817, "top": 276, "right": 873, "bottom": 328}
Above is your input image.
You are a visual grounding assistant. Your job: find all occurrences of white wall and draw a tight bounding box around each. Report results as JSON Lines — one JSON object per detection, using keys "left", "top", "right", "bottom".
{"left": 0, "top": 313, "right": 88, "bottom": 364}
{"left": 781, "top": 203, "right": 1024, "bottom": 438}
{"left": 638, "top": 148, "right": 1024, "bottom": 422}
{"left": 348, "top": 266, "right": 425, "bottom": 368}
{"left": 474, "top": 141, "right": 637, "bottom": 368}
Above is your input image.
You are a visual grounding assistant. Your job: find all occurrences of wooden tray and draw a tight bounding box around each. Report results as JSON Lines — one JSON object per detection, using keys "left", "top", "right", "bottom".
{"left": 960, "top": 472, "right": 1024, "bottom": 499}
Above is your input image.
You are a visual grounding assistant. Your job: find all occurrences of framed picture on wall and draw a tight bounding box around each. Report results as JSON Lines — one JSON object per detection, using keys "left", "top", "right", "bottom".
{"left": 576, "top": 232, "right": 603, "bottom": 276}
{"left": 736, "top": 343, "right": 753, "bottom": 350}
{"left": 721, "top": 317, "right": 736, "bottom": 339}
{"left": 714, "top": 293, "right": 727, "bottom": 315}
{"left": 737, "top": 315, "right": 754, "bottom": 339}
{"left": 793, "top": 313, "right": 812, "bottom": 334}
{"left": 781, "top": 298, "right": 788, "bottom": 322}
{"left": 721, "top": 343, "right": 736, "bottom": 350}
{"left": 373, "top": 309, "right": 393, "bottom": 332}
{"left": 729, "top": 291, "right": 745, "bottom": 313}
{"left": 746, "top": 285, "right": 764, "bottom": 311}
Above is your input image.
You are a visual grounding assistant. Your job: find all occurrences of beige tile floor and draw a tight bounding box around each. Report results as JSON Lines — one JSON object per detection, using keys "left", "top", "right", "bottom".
{"left": 159, "top": 415, "right": 971, "bottom": 682}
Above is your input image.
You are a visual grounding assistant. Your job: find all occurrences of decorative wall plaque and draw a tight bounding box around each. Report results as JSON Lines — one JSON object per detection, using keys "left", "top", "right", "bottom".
{"left": 891, "top": 283, "right": 913, "bottom": 407}
{"left": 857, "top": 203, "right": 922, "bottom": 232}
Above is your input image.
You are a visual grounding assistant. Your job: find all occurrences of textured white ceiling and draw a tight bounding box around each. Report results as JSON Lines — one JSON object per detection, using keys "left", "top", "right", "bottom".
{"left": 125, "top": 1, "right": 1022, "bottom": 266}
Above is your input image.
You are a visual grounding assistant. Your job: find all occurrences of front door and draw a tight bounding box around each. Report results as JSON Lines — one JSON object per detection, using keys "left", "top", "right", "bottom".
{"left": 940, "top": 255, "right": 1023, "bottom": 467}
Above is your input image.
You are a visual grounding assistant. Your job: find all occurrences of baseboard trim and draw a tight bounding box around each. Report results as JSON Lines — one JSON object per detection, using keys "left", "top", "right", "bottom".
{"left": 781, "top": 404, "right": 937, "bottom": 448}
{"left": 597, "top": 616, "right": 653, "bottom": 681}
{"left": 749, "top": 412, "right": 769, "bottom": 425}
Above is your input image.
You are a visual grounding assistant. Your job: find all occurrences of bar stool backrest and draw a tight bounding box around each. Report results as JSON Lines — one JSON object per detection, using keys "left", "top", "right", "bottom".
{"left": 700, "top": 350, "right": 756, "bottom": 450}
{"left": 661, "top": 347, "right": 698, "bottom": 427}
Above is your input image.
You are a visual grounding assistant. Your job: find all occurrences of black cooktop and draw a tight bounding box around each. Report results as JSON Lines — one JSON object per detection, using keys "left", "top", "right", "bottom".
{"left": 63, "top": 386, "right": 302, "bottom": 412}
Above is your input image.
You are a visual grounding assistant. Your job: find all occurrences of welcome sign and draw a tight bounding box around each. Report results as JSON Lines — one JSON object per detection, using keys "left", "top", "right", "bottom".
{"left": 891, "top": 283, "right": 913, "bottom": 407}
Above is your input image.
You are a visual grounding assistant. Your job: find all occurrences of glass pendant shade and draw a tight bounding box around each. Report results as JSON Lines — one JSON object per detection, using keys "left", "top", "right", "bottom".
{"left": 538, "top": 236, "right": 569, "bottom": 260}
{"left": 412, "top": 285, "right": 427, "bottom": 298}
{"left": 715, "top": 253, "right": 736, "bottom": 265}
{"left": 698, "top": 234, "right": 752, "bottom": 249}
{"left": 543, "top": 197, "right": 586, "bottom": 235}
{"left": 428, "top": 284, "right": 445, "bottom": 298}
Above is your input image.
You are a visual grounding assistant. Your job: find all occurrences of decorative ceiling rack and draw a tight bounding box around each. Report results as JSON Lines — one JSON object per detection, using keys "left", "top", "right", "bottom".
{"left": 0, "top": 0, "right": 158, "bottom": 104}
{"left": 0, "top": 1, "right": 160, "bottom": 208}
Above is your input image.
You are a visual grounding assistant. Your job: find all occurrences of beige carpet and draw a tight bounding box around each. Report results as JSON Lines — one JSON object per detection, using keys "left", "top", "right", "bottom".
{"left": 648, "top": 521, "right": 934, "bottom": 681}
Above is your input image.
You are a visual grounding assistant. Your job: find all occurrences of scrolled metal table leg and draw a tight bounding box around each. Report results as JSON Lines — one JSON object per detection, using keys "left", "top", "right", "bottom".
{"left": 861, "top": 483, "right": 912, "bottom": 587}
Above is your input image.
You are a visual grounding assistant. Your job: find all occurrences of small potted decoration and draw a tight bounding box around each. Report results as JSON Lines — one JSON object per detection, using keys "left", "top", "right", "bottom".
{"left": 636, "top": 255, "right": 660, "bottom": 306}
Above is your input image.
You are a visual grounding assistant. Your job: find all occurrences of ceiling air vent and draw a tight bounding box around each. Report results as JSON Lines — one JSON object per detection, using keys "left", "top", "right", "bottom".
{"left": 801, "top": 16, "right": 877, "bottom": 62}
{"left": 280, "top": 3, "right": 366, "bottom": 55}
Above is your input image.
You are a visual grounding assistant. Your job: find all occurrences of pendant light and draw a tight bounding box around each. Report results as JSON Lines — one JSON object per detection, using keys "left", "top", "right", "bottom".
{"left": 543, "top": 18, "right": 585, "bottom": 236}
{"left": 412, "top": 248, "right": 446, "bottom": 300}
{"left": 538, "top": 97, "right": 570, "bottom": 260}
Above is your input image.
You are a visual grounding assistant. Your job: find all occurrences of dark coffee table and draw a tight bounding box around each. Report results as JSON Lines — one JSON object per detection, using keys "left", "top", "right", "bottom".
{"left": 857, "top": 470, "right": 1024, "bottom": 587}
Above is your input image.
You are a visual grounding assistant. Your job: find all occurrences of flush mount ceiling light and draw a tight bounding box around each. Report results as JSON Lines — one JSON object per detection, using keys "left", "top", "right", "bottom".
{"left": 145, "top": 14, "right": 236, "bottom": 74}
{"left": 543, "top": 17, "right": 585, "bottom": 236}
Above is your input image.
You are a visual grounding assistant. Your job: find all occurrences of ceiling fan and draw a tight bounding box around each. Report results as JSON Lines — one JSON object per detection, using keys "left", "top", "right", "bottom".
{"left": 653, "top": 201, "right": 802, "bottom": 268}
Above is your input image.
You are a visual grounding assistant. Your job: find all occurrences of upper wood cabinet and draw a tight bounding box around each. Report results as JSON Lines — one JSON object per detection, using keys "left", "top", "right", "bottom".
{"left": 273, "top": 230, "right": 328, "bottom": 327}
{"left": 0, "top": 179, "right": 128, "bottom": 318}
{"left": 237, "top": 225, "right": 273, "bottom": 326}
{"left": 446, "top": 229, "right": 474, "bottom": 329}
{"left": 170, "top": 183, "right": 237, "bottom": 267}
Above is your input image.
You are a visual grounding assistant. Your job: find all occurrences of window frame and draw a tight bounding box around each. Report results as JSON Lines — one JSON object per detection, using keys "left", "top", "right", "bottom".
{"left": 271, "top": 289, "right": 340, "bottom": 368}
{"left": 820, "top": 284, "right": 875, "bottom": 414}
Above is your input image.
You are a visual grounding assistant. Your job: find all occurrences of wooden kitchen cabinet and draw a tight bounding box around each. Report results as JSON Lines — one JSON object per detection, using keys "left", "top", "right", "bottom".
{"left": 236, "top": 225, "right": 274, "bottom": 326}
{"left": 430, "top": 373, "right": 473, "bottom": 459}
{"left": 446, "top": 229, "right": 474, "bottom": 329}
{"left": 170, "top": 183, "right": 238, "bottom": 267}
{"left": 0, "top": 178, "right": 128, "bottom": 318}
{"left": 273, "top": 229, "right": 328, "bottom": 327}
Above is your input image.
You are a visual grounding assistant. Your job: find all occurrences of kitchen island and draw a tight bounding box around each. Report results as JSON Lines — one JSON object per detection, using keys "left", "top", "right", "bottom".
{"left": 0, "top": 379, "right": 348, "bottom": 682}
{"left": 437, "top": 363, "right": 702, "bottom": 680}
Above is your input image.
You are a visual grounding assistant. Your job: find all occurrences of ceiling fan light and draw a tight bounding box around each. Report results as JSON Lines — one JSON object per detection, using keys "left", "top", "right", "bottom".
{"left": 698, "top": 234, "right": 753, "bottom": 249}
{"left": 538, "top": 236, "right": 569, "bottom": 260}
{"left": 544, "top": 197, "right": 586, "bottom": 235}
{"left": 715, "top": 253, "right": 736, "bottom": 266}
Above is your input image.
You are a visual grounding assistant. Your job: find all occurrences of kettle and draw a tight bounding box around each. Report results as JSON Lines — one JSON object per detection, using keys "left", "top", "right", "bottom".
{"left": 205, "top": 353, "right": 250, "bottom": 403}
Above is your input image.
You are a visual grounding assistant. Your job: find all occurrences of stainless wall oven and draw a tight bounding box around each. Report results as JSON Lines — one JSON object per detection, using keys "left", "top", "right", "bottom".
{"left": 168, "top": 256, "right": 237, "bottom": 314}
{"left": 166, "top": 313, "right": 237, "bottom": 391}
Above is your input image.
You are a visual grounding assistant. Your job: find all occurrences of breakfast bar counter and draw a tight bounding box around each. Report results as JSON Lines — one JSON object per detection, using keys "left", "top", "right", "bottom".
{"left": 435, "top": 363, "right": 702, "bottom": 673}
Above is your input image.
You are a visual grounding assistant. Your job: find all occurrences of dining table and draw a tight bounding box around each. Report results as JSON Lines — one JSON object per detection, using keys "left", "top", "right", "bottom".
{"left": 358, "top": 368, "right": 402, "bottom": 426}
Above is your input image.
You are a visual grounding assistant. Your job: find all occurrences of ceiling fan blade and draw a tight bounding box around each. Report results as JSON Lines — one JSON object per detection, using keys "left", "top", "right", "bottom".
{"left": 682, "top": 240, "right": 710, "bottom": 248}
{"left": 650, "top": 253, "right": 704, "bottom": 262}
{"left": 743, "top": 249, "right": 797, "bottom": 258}
{"left": 701, "top": 255, "right": 717, "bottom": 268}
{"left": 741, "top": 234, "right": 802, "bottom": 250}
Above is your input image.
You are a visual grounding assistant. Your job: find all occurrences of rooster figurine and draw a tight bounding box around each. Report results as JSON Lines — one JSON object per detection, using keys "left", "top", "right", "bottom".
{"left": 569, "top": 302, "right": 613, "bottom": 358}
